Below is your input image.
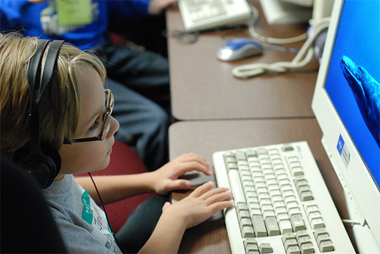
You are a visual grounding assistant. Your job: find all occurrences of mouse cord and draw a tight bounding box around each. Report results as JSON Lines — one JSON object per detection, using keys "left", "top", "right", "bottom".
{"left": 247, "top": 5, "right": 308, "bottom": 45}
{"left": 232, "top": 17, "right": 330, "bottom": 79}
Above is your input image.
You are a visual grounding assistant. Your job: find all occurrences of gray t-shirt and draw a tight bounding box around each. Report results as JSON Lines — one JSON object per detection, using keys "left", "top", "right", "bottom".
{"left": 43, "top": 175, "right": 122, "bottom": 253}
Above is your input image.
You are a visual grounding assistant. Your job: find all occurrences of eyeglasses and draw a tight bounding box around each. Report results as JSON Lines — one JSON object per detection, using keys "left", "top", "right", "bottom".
{"left": 63, "top": 89, "right": 114, "bottom": 144}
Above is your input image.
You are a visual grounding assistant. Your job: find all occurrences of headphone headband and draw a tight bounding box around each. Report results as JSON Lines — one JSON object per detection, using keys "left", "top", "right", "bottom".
{"left": 27, "top": 40, "right": 64, "bottom": 154}
{"left": 15, "top": 39, "right": 64, "bottom": 188}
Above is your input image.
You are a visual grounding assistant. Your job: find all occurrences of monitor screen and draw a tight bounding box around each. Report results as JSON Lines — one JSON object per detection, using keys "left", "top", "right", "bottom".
{"left": 312, "top": 0, "right": 380, "bottom": 249}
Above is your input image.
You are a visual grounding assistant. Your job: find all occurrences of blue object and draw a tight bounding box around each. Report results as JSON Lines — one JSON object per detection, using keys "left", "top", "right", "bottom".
{"left": 217, "top": 38, "right": 263, "bottom": 61}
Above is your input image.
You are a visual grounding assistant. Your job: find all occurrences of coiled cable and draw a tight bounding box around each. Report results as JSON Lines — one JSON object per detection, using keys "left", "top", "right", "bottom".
{"left": 232, "top": 17, "right": 330, "bottom": 79}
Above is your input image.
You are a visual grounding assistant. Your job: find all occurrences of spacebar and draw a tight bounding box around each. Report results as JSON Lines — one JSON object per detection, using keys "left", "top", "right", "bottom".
{"left": 228, "top": 170, "right": 246, "bottom": 205}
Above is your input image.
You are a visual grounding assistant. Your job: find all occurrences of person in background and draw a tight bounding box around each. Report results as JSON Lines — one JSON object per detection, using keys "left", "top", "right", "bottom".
{"left": 0, "top": 32, "right": 233, "bottom": 253}
{"left": 0, "top": 0, "right": 175, "bottom": 171}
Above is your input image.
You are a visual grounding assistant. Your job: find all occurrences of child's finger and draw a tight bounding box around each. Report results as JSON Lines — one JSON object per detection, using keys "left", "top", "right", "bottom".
{"left": 190, "top": 181, "right": 215, "bottom": 197}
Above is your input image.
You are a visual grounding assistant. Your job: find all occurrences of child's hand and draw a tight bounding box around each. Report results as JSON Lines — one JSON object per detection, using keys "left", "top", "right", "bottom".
{"left": 139, "top": 181, "right": 233, "bottom": 253}
{"left": 162, "top": 181, "right": 233, "bottom": 229}
{"left": 150, "top": 153, "right": 212, "bottom": 195}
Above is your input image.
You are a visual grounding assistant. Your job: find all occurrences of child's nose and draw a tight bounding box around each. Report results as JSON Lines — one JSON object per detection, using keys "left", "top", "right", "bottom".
{"left": 108, "top": 116, "right": 119, "bottom": 138}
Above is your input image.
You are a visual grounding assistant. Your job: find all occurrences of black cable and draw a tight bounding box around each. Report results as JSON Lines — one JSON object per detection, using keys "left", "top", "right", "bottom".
{"left": 88, "top": 172, "right": 111, "bottom": 228}
{"left": 88, "top": 172, "right": 131, "bottom": 253}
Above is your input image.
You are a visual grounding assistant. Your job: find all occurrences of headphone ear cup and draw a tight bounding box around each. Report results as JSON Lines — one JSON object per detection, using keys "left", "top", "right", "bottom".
{"left": 13, "top": 144, "right": 61, "bottom": 188}
{"left": 40, "top": 143, "right": 61, "bottom": 180}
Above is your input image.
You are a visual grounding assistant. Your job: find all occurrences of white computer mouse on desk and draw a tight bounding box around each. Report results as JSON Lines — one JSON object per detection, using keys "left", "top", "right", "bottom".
{"left": 217, "top": 38, "right": 263, "bottom": 61}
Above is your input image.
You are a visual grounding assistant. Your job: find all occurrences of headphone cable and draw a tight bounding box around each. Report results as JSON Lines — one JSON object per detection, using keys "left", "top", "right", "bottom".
{"left": 88, "top": 173, "right": 129, "bottom": 253}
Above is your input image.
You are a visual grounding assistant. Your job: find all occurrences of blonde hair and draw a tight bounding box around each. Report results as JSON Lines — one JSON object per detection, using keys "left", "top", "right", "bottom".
{"left": 0, "top": 32, "right": 107, "bottom": 158}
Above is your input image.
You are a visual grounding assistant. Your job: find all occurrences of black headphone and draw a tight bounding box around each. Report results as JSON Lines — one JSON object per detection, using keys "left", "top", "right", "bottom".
{"left": 13, "top": 39, "right": 64, "bottom": 189}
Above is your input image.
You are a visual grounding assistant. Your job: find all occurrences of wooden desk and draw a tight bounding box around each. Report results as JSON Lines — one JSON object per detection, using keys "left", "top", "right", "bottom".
{"left": 166, "top": 0, "right": 320, "bottom": 121}
{"left": 169, "top": 119, "right": 355, "bottom": 253}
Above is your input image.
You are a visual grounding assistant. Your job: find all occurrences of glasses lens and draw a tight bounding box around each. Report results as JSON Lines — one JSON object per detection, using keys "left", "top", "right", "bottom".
{"left": 101, "top": 114, "right": 111, "bottom": 140}
{"left": 100, "top": 89, "right": 113, "bottom": 140}
{"left": 109, "top": 92, "right": 114, "bottom": 114}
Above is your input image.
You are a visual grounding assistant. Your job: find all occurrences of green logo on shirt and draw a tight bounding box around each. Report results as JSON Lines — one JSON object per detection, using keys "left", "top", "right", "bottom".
{"left": 82, "top": 190, "right": 93, "bottom": 224}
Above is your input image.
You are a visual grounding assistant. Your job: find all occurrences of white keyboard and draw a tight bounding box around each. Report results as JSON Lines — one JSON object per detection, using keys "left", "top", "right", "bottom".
{"left": 178, "top": 0, "right": 252, "bottom": 32}
{"left": 213, "top": 141, "right": 355, "bottom": 254}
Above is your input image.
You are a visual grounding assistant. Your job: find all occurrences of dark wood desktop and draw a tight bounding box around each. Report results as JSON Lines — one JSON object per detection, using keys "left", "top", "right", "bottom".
{"left": 166, "top": 0, "right": 320, "bottom": 121}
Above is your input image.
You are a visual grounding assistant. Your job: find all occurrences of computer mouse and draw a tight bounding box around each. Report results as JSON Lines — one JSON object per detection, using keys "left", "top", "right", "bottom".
{"left": 217, "top": 38, "right": 263, "bottom": 61}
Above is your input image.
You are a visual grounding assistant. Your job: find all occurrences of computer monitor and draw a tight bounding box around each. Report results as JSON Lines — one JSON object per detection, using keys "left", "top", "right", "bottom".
{"left": 312, "top": 0, "right": 380, "bottom": 251}
{"left": 261, "top": 0, "right": 334, "bottom": 24}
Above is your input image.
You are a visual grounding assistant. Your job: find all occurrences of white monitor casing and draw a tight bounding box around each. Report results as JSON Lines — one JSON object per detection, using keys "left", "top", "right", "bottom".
{"left": 311, "top": 0, "right": 380, "bottom": 251}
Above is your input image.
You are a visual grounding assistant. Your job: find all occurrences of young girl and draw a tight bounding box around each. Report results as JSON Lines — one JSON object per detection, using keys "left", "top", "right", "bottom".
{"left": 0, "top": 32, "right": 233, "bottom": 253}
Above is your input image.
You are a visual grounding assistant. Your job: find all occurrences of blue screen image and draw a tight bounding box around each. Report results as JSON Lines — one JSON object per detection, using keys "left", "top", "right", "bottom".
{"left": 325, "top": 0, "right": 380, "bottom": 186}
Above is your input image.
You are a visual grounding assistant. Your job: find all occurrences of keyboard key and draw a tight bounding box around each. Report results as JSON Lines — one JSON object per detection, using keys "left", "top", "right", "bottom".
{"left": 246, "top": 149, "right": 257, "bottom": 158}
{"left": 235, "top": 150, "right": 246, "bottom": 161}
{"left": 227, "top": 161, "right": 238, "bottom": 170}
{"left": 313, "top": 228, "right": 328, "bottom": 239}
{"left": 236, "top": 202, "right": 248, "bottom": 211}
{"left": 246, "top": 247, "right": 259, "bottom": 254}
{"left": 277, "top": 213, "right": 290, "bottom": 222}
{"left": 305, "top": 203, "right": 319, "bottom": 217}
{"left": 238, "top": 210, "right": 250, "bottom": 220}
{"left": 290, "top": 214, "right": 306, "bottom": 231}
{"left": 284, "top": 195, "right": 298, "bottom": 205}
{"left": 299, "top": 238, "right": 313, "bottom": 253}
{"left": 273, "top": 201, "right": 286, "bottom": 211}
{"left": 295, "top": 230, "right": 309, "bottom": 241}
{"left": 282, "top": 232, "right": 296, "bottom": 244}
{"left": 291, "top": 166, "right": 304, "bottom": 176}
{"left": 265, "top": 217, "right": 280, "bottom": 236}
{"left": 259, "top": 243, "right": 273, "bottom": 253}
{"left": 279, "top": 220, "right": 293, "bottom": 234}
{"left": 287, "top": 245, "right": 301, "bottom": 254}
{"left": 241, "top": 226, "right": 255, "bottom": 238}
{"left": 300, "top": 191, "right": 314, "bottom": 201}
{"left": 257, "top": 148, "right": 267, "bottom": 155}
{"left": 244, "top": 238, "right": 258, "bottom": 247}
{"left": 286, "top": 201, "right": 299, "bottom": 211}
{"left": 286, "top": 155, "right": 299, "bottom": 164}
{"left": 284, "top": 239, "right": 298, "bottom": 250}
{"left": 250, "top": 208, "right": 262, "bottom": 216}
{"left": 311, "top": 218, "right": 325, "bottom": 229}
{"left": 294, "top": 178, "right": 308, "bottom": 188}
{"left": 252, "top": 215, "right": 267, "bottom": 237}
{"left": 239, "top": 218, "right": 252, "bottom": 231}
{"left": 307, "top": 211, "right": 321, "bottom": 222}
{"left": 288, "top": 207, "right": 302, "bottom": 217}
{"left": 316, "top": 233, "right": 330, "bottom": 246}
{"left": 282, "top": 144, "right": 294, "bottom": 151}
{"left": 300, "top": 243, "right": 314, "bottom": 254}
{"left": 319, "top": 240, "right": 334, "bottom": 252}
{"left": 263, "top": 210, "right": 275, "bottom": 219}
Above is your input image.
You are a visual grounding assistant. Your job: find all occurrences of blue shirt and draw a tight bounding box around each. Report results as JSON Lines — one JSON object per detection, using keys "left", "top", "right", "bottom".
{"left": 0, "top": 0, "right": 149, "bottom": 50}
